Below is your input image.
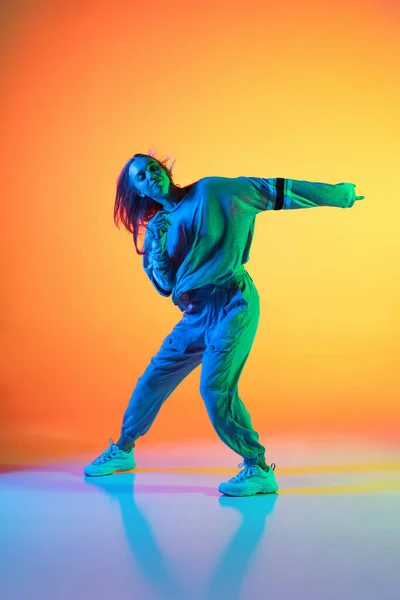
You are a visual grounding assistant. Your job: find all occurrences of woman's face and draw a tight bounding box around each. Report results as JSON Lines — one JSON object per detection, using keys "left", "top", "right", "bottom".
{"left": 128, "top": 157, "right": 171, "bottom": 200}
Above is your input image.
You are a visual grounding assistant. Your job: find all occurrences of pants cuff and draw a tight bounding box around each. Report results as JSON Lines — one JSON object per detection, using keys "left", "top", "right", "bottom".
{"left": 244, "top": 455, "right": 266, "bottom": 467}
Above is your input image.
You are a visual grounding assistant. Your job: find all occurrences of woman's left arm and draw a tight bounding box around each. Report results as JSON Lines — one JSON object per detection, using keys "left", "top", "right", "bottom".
{"left": 242, "top": 177, "right": 365, "bottom": 212}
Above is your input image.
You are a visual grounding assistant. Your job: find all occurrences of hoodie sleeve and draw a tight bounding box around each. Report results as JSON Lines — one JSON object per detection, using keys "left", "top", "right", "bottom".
{"left": 241, "top": 177, "right": 363, "bottom": 213}
{"left": 142, "top": 230, "right": 173, "bottom": 297}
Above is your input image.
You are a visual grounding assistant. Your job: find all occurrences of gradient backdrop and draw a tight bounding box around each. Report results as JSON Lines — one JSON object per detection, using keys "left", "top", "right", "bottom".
{"left": 1, "top": 0, "right": 399, "bottom": 463}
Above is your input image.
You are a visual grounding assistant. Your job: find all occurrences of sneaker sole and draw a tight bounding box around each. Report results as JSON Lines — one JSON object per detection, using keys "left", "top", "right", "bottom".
{"left": 218, "top": 481, "right": 279, "bottom": 497}
{"left": 83, "top": 462, "right": 136, "bottom": 477}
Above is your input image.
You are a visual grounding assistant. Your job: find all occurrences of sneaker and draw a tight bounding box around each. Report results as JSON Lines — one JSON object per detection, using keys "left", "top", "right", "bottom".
{"left": 218, "top": 463, "right": 279, "bottom": 497}
{"left": 84, "top": 438, "right": 136, "bottom": 477}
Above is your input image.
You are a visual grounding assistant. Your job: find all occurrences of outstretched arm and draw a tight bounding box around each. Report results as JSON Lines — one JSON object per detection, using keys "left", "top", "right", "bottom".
{"left": 243, "top": 177, "right": 365, "bottom": 212}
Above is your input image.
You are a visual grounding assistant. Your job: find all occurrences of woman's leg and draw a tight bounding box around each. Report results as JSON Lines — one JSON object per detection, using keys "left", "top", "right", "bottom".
{"left": 84, "top": 324, "right": 203, "bottom": 476}
{"left": 199, "top": 274, "right": 267, "bottom": 467}
{"left": 119, "top": 325, "right": 202, "bottom": 444}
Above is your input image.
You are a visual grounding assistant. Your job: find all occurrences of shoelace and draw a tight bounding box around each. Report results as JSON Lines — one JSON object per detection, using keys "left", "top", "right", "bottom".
{"left": 229, "top": 462, "right": 276, "bottom": 483}
{"left": 93, "top": 438, "right": 120, "bottom": 464}
{"left": 229, "top": 463, "right": 259, "bottom": 483}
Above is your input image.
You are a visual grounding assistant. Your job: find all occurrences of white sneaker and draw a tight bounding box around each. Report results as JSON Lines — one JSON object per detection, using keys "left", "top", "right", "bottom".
{"left": 218, "top": 463, "right": 279, "bottom": 497}
{"left": 84, "top": 438, "right": 136, "bottom": 477}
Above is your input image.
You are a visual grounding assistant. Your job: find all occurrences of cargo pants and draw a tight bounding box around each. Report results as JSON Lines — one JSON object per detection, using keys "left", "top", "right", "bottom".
{"left": 120, "top": 266, "right": 266, "bottom": 465}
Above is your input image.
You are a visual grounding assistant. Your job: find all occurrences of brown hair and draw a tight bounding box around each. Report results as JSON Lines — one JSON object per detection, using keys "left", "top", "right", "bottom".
{"left": 113, "top": 151, "right": 177, "bottom": 254}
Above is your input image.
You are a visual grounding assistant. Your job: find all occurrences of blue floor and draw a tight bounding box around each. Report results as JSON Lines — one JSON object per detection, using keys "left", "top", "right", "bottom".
{"left": 1, "top": 441, "right": 400, "bottom": 600}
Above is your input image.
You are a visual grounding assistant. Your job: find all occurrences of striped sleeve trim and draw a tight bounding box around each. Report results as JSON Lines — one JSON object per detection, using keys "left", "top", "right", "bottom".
{"left": 273, "top": 178, "right": 293, "bottom": 210}
{"left": 274, "top": 178, "right": 284, "bottom": 210}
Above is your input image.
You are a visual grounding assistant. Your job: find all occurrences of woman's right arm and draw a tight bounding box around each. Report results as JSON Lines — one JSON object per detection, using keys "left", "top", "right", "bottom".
{"left": 142, "top": 220, "right": 175, "bottom": 297}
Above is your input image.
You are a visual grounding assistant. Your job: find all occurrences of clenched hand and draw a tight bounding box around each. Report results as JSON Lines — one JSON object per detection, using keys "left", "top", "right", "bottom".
{"left": 147, "top": 212, "right": 172, "bottom": 249}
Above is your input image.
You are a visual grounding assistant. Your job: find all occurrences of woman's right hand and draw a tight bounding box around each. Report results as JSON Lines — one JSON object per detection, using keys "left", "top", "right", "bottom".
{"left": 147, "top": 212, "right": 172, "bottom": 242}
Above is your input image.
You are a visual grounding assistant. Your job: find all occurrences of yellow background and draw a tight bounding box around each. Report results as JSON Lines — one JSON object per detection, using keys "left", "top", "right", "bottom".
{"left": 1, "top": 0, "right": 399, "bottom": 461}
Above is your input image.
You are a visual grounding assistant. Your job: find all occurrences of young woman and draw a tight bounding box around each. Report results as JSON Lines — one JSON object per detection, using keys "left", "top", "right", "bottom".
{"left": 84, "top": 152, "right": 364, "bottom": 496}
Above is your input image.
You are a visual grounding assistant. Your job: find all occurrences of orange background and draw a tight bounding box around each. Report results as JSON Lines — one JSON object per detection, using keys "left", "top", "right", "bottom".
{"left": 1, "top": 0, "right": 399, "bottom": 461}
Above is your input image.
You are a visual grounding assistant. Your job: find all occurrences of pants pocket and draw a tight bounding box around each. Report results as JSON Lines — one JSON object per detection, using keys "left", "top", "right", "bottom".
{"left": 204, "top": 337, "right": 234, "bottom": 354}
{"left": 163, "top": 332, "right": 191, "bottom": 354}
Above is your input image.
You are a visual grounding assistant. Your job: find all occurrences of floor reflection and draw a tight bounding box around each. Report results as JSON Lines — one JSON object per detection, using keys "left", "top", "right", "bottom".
{"left": 84, "top": 473, "right": 278, "bottom": 599}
